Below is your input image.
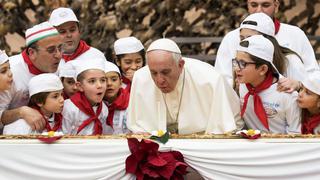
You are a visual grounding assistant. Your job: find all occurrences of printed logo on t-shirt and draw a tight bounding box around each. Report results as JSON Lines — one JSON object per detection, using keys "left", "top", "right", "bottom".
{"left": 263, "top": 102, "right": 279, "bottom": 118}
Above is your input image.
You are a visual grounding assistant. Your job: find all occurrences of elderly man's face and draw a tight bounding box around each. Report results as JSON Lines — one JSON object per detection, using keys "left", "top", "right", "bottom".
{"left": 28, "top": 35, "right": 63, "bottom": 73}
{"left": 147, "top": 50, "right": 184, "bottom": 93}
{"left": 247, "top": 0, "right": 279, "bottom": 18}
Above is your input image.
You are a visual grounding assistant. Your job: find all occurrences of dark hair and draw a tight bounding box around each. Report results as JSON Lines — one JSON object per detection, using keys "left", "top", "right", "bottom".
{"left": 76, "top": 71, "right": 87, "bottom": 82}
{"left": 115, "top": 49, "right": 146, "bottom": 73}
{"left": 26, "top": 42, "right": 39, "bottom": 55}
{"left": 261, "top": 34, "right": 287, "bottom": 75}
{"left": 249, "top": 53, "right": 279, "bottom": 80}
{"left": 28, "top": 92, "right": 50, "bottom": 107}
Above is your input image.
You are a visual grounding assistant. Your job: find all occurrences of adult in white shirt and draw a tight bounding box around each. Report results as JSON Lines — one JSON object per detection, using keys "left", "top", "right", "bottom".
{"left": 215, "top": 0, "right": 319, "bottom": 87}
{"left": 49, "top": 7, "right": 106, "bottom": 66}
{"left": 128, "top": 38, "right": 242, "bottom": 135}
{"left": 0, "top": 22, "right": 62, "bottom": 131}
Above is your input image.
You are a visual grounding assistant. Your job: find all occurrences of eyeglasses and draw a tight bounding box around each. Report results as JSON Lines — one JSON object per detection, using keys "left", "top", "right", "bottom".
{"left": 37, "top": 44, "right": 63, "bottom": 54}
{"left": 232, "top": 58, "right": 257, "bottom": 70}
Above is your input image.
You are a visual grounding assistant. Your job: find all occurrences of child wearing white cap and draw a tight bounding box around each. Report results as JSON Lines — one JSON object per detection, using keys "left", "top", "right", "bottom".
{"left": 297, "top": 71, "right": 320, "bottom": 134}
{"left": 62, "top": 58, "right": 111, "bottom": 135}
{"left": 0, "top": 50, "right": 13, "bottom": 91}
{"left": 113, "top": 36, "right": 145, "bottom": 90}
{"left": 49, "top": 7, "right": 107, "bottom": 65}
{"left": 58, "top": 61, "right": 78, "bottom": 99}
{"left": 3, "top": 73, "right": 64, "bottom": 135}
{"left": 103, "top": 62, "right": 131, "bottom": 134}
{"left": 235, "top": 35, "right": 301, "bottom": 134}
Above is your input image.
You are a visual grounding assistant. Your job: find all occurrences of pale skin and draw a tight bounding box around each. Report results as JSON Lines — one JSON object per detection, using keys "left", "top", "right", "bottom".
{"left": 1, "top": 35, "right": 63, "bottom": 131}
{"left": 247, "top": 0, "right": 279, "bottom": 18}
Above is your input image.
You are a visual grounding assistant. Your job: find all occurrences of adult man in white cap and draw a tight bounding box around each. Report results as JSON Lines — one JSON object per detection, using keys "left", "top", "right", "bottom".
{"left": 127, "top": 38, "right": 242, "bottom": 134}
{"left": 0, "top": 21, "right": 63, "bottom": 132}
{"left": 215, "top": 0, "right": 319, "bottom": 86}
{"left": 49, "top": 7, "right": 106, "bottom": 65}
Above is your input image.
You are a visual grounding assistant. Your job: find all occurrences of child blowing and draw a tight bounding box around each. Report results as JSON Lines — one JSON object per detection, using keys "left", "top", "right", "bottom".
{"left": 62, "top": 58, "right": 111, "bottom": 135}
{"left": 234, "top": 35, "right": 301, "bottom": 134}
{"left": 298, "top": 71, "right": 320, "bottom": 134}
{"left": 104, "top": 63, "right": 130, "bottom": 134}
{"left": 3, "top": 73, "right": 64, "bottom": 134}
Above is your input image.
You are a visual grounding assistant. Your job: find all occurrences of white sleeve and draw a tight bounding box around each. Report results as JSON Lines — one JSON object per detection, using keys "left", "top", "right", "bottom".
{"left": 285, "top": 54, "right": 307, "bottom": 82}
{"left": 284, "top": 92, "right": 301, "bottom": 134}
{"left": 3, "top": 119, "right": 33, "bottom": 135}
{"left": 214, "top": 30, "right": 239, "bottom": 87}
{"left": 62, "top": 100, "right": 78, "bottom": 135}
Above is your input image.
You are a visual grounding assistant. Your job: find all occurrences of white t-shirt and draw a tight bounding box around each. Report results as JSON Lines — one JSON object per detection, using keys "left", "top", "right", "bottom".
{"left": 62, "top": 100, "right": 111, "bottom": 135}
{"left": 239, "top": 83, "right": 301, "bottom": 134}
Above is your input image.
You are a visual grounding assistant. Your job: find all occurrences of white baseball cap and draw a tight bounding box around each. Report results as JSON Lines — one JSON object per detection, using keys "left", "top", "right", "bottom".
{"left": 0, "top": 50, "right": 9, "bottom": 65}
{"left": 72, "top": 58, "right": 106, "bottom": 78}
{"left": 58, "top": 62, "right": 76, "bottom": 79}
{"left": 29, "top": 73, "right": 63, "bottom": 97}
{"left": 237, "top": 35, "right": 279, "bottom": 74}
{"left": 49, "top": 7, "right": 79, "bottom": 26}
{"left": 114, "top": 37, "right": 144, "bottom": 55}
{"left": 25, "top": 21, "right": 59, "bottom": 46}
{"left": 240, "top": 12, "right": 275, "bottom": 37}
{"left": 301, "top": 70, "right": 320, "bottom": 95}
{"left": 105, "top": 61, "right": 120, "bottom": 74}
{"left": 147, "top": 38, "right": 181, "bottom": 54}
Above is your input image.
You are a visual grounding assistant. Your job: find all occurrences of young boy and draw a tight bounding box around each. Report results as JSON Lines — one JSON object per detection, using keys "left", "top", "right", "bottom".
{"left": 234, "top": 35, "right": 301, "bottom": 134}
{"left": 3, "top": 73, "right": 64, "bottom": 134}
{"left": 0, "top": 50, "right": 13, "bottom": 92}
{"left": 62, "top": 59, "right": 111, "bottom": 135}
{"left": 58, "top": 61, "right": 78, "bottom": 99}
{"left": 104, "top": 63, "right": 130, "bottom": 134}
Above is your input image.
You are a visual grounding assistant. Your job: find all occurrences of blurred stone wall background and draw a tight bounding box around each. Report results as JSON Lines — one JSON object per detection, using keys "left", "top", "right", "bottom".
{"left": 0, "top": 0, "right": 319, "bottom": 61}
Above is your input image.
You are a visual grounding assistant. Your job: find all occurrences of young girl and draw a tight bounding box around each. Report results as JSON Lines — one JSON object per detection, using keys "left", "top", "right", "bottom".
{"left": 234, "top": 35, "right": 301, "bottom": 134}
{"left": 104, "top": 63, "right": 130, "bottom": 134}
{"left": 297, "top": 71, "right": 320, "bottom": 134}
{"left": 58, "top": 61, "right": 78, "bottom": 99}
{"left": 0, "top": 50, "right": 13, "bottom": 91}
{"left": 113, "top": 36, "right": 145, "bottom": 90}
{"left": 3, "top": 73, "right": 64, "bottom": 134}
{"left": 62, "top": 59, "right": 111, "bottom": 135}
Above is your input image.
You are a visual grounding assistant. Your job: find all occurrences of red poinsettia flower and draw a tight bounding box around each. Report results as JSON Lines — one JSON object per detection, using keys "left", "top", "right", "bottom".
{"left": 126, "top": 138, "right": 188, "bottom": 180}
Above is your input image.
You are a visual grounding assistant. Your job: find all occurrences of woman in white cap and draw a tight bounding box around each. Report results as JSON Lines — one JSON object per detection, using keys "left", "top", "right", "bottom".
{"left": 297, "top": 71, "right": 320, "bottom": 134}
{"left": 103, "top": 63, "right": 131, "bottom": 134}
{"left": 3, "top": 73, "right": 64, "bottom": 135}
{"left": 62, "top": 58, "right": 111, "bottom": 135}
{"left": 234, "top": 35, "right": 301, "bottom": 134}
{"left": 113, "top": 36, "right": 145, "bottom": 90}
{"left": 0, "top": 50, "right": 13, "bottom": 91}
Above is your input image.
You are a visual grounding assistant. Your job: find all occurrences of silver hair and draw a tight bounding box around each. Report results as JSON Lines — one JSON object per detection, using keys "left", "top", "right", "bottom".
{"left": 172, "top": 52, "right": 182, "bottom": 64}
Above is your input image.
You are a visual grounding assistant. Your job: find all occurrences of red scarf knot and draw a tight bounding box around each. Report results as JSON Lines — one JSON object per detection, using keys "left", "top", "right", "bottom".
{"left": 241, "top": 71, "right": 274, "bottom": 131}
{"left": 70, "top": 92, "right": 103, "bottom": 135}
{"left": 33, "top": 107, "right": 63, "bottom": 132}
{"left": 106, "top": 88, "right": 130, "bottom": 128}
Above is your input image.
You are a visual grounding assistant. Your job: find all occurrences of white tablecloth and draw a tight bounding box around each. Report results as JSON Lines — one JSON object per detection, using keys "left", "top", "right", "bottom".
{"left": 1, "top": 138, "right": 320, "bottom": 180}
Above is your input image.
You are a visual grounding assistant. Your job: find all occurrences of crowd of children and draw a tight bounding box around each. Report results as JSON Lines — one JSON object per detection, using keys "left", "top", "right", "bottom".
{"left": 0, "top": 5, "right": 320, "bottom": 135}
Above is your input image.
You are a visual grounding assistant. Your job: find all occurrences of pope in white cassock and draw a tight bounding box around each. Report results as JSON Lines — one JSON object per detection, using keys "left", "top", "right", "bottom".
{"left": 127, "top": 38, "right": 242, "bottom": 134}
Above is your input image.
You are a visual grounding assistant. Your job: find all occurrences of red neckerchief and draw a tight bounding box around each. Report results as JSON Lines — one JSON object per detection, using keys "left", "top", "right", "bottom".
{"left": 241, "top": 71, "right": 274, "bottom": 130}
{"left": 33, "top": 107, "right": 63, "bottom": 131}
{"left": 122, "top": 75, "right": 132, "bottom": 92}
{"left": 62, "top": 40, "right": 90, "bottom": 62}
{"left": 302, "top": 113, "right": 320, "bottom": 134}
{"left": 22, "top": 50, "right": 44, "bottom": 75}
{"left": 106, "top": 88, "right": 130, "bottom": 128}
{"left": 274, "top": 18, "right": 281, "bottom": 35}
{"left": 70, "top": 92, "right": 103, "bottom": 135}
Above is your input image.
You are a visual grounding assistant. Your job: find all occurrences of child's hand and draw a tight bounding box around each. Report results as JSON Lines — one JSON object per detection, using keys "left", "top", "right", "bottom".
{"left": 277, "top": 77, "right": 299, "bottom": 93}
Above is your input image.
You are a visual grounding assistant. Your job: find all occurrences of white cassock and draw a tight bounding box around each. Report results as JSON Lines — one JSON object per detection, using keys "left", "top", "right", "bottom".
{"left": 3, "top": 115, "right": 62, "bottom": 135}
{"left": 62, "top": 100, "right": 112, "bottom": 135}
{"left": 127, "top": 57, "right": 241, "bottom": 134}
{"left": 239, "top": 83, "right": 301, "bottom": 134}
